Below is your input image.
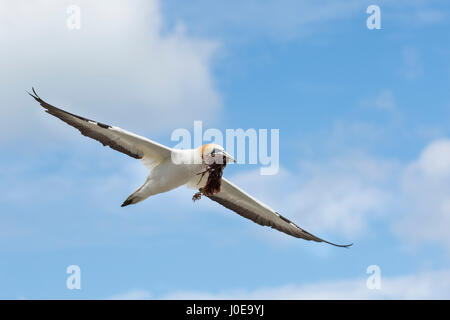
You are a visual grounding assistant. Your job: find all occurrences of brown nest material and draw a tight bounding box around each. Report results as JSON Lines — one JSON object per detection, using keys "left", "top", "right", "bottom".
{"left": 192, "top": 155, "right": 227, "bottom": 201}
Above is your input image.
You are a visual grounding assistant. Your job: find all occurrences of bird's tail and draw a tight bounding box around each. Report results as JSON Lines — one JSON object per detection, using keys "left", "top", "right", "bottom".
{"left": 121, "top": 179, "right": 150, "bottom": 207}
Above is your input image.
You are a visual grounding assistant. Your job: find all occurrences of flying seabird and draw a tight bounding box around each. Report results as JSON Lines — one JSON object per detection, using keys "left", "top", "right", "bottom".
{"left": 28, "top": 88, "right": 352, "bottom": 248}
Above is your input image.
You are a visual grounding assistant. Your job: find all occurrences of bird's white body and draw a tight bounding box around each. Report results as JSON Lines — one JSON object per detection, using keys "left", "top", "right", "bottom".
{"left": 131, "top": 149, "right": 207, "bottom": 204}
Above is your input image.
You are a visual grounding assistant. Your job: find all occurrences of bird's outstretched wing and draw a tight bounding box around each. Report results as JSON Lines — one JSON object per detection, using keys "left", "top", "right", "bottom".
{"left": 28, "top": 88, "right": 172, "bottom": 169}
{"left": 207, "top": 178, "right": 353, "bottom": 247}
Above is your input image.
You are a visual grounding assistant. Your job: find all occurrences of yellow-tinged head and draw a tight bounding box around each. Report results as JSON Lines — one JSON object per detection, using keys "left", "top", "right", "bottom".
{"left": 199, "top": 144, "right": 235, "bottom": 165}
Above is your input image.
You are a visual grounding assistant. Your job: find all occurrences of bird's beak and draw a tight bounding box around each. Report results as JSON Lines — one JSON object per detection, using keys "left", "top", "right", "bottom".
{"left": 221, "top": 151, "right": 236, "bottom": 163}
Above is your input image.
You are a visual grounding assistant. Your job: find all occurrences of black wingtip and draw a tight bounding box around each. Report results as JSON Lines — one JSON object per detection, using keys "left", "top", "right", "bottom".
{"left": 26, "top": 90, "right": 37, "bottom": 100}
{"left": 121, "top": 199, "right": 133, "bottom": 207}
{"left": 325, "top": 241, "right": 353, "bottom": 248}
{"left": 27, "top": 87, "right": 42, "bottom": 102}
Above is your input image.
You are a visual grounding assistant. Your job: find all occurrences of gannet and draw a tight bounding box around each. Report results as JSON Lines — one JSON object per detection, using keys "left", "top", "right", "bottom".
{"left": 28, "top": 88, "right": 352, "bottom": 247}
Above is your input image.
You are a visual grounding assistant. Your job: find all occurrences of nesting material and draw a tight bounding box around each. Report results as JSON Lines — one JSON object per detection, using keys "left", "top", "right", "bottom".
{"left": 192, "top": 156, "right": 227, "bottom": 201}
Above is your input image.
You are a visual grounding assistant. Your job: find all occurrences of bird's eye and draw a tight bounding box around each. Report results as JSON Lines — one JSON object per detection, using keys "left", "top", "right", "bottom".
{"left": 211, "top": 148, "right": 217, "bottom": 155}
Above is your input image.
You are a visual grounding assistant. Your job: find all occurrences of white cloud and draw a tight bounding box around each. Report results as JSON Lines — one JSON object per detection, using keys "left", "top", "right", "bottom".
{"left": 0, "top": 0, "right": 221, "bottom": 142}
{"left": 163, "top": 270, "right": 450, "bottom": 300}
{"left": 162, "top": 269, "right": 450, "bottom": 300}
{"left": 414, "top": 140, "right": 450, "bottom": 177}
{"left": 107, "top": 268, "right": 450, "bottom": 300}
{"left": 257, "top": 137, "right": 450, "bottom": 251}
{"left": 395, "top": 139, "right": 450, "bottom": 249}
{"left": 107, "top": 265, "right": 450, "bottom": 300}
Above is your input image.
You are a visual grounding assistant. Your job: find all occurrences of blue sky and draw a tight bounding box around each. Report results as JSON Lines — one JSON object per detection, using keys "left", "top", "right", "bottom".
{"left": 1, "top": 0, "right": 450, "bottom": 299}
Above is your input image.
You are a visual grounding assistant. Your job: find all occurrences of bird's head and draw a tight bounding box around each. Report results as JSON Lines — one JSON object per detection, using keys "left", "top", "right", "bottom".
{"left": 200, "top": 144, "right": 235, "bottom": 165}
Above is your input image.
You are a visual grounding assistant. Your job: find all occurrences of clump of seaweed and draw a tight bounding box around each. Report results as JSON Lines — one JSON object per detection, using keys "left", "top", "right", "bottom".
{"left": 192, "top": 156, "right": 227, "bottom": 201}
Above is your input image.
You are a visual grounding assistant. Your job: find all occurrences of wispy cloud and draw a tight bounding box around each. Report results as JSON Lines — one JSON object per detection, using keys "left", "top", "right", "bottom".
{"left": 359, "top": 89, "right": 397, "bottom": 113}
{"left": 163, "top": 0, "right": 365, "bottom": 42}
{"left": 108, "top": 289, "right": 152, "bottom": 300}
{"left": 398, "top": 47, "right": 423, "bottom": 80}
{"left": 388, "top": 2, "right": 448, "bottom": 27}
{"left": 374, "top": 90, "right": 397, "bottom": 110}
